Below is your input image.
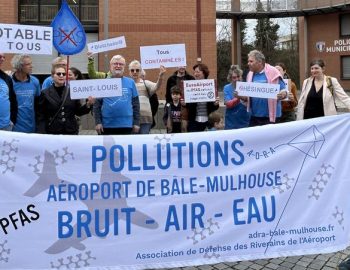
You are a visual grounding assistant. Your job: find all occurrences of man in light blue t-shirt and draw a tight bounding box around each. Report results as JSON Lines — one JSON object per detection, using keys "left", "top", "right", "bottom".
{"left": 93, "top": 55, "right": 140, "bottom": 135}
{"left": 11, "top": 54, "right": 41, "bottom": 133}
{"left": 244, "top": 50, "right": 287, "bottom": 127}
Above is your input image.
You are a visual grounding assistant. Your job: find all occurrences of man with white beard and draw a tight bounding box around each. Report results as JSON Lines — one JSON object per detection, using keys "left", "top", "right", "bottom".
{"left": 93, "top": 55, "right": 140, "bottom": 135}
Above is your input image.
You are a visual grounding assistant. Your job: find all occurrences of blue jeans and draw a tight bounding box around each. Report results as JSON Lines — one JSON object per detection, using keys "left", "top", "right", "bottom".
{"left": 139, "top": 123, "right": 152, "bottom": 134}
{"left": 0, "top": 122, "right": 13, "bottom": 131}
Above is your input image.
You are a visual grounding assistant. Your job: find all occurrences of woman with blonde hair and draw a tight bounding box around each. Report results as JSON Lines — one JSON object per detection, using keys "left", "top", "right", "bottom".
{"left": 128, "top": 60, "right": 166, "bottom": 134}
{"left": 223, "top": 65, "right": 250, "bottom": 129}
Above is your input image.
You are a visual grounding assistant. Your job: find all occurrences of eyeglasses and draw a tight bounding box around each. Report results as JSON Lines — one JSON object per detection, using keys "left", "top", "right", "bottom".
{"left": 130, "top": 69, "right": 140, "bottom": 73}
{"left": 55, "top": 72, "right": 66, "bottom": 77}
{"left": 0, "top": 55, "right": 5, "bottom": 59}
{"left": 112, "top": 62, "right": 125, "bottom": 66}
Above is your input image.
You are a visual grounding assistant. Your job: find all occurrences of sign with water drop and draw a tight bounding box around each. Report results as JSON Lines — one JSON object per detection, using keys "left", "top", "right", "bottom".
{"left": 51, "top": 0, "right": 86, "bottom": 55}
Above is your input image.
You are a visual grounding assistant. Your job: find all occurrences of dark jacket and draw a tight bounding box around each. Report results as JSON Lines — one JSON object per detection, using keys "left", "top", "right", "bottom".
{"left": 37, "top": 85, "right": 91, "bottom": 134}
{"left": 0, "top": 69, "right": 18, "bottom": 125}
{"left": 165, "top": 71, "right": 195, "bottom": 103}
{"left": 186, "top": 102, "right": 219, "bottom": 122}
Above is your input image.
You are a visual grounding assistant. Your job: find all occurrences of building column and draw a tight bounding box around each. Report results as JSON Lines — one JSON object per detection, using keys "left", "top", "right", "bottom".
{"left": 298, "top": 16, "right": 308, "bottom": 82}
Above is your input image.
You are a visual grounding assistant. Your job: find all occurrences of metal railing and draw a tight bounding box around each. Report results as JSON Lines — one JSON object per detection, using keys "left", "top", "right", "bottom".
{"left": 216, "top": 0, "right": 350, "bottom": 12}
{"left": 19, "top": 4, "right": 98, "bottom": 24}
{"left": 216, "top": 0, "right": 298, "bottom": 11}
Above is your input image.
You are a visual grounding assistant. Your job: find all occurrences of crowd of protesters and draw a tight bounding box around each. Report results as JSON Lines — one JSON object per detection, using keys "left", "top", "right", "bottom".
{"left": 1, "top": 49, "right": 350, "bottom": 135}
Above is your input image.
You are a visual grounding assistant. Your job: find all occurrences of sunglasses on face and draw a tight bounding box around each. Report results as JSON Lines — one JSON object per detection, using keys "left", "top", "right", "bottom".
{"left": 55, "top": 72, "right": 66, "bottom": 77}
{"left": 130, "top": 69, "right": 140, "bottom": 73}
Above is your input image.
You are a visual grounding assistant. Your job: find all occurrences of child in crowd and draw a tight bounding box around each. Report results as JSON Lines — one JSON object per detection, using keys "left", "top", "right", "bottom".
{"left": 163, "top": 85, "right": 182, "bottom": 133}
{"left": 207, "top": 111, "right": 224, "bottom": 131}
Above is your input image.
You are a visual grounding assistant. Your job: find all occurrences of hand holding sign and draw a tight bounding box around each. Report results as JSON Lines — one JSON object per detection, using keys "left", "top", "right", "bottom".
{"left": 51, "top": 0, "right": 86, "bottom": 55}
{"left": 87, "top": 36, "right": 127, "bottom": 54}
{"left": 0, "top": 23, "right": 52, "bottom": 54}
{"left": 236, "top": 81, "right": 280, "bottom": 100}
{"left": 159, "top": 65, "right": 166, "bottom": 76}
{"left": 183, "top": 79, "right": 216, "bottom": 103}
{"left": 140, "top": 44, "right": 186, "bottom": 69}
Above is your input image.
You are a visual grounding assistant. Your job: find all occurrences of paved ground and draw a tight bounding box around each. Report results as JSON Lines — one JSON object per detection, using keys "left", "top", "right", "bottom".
{"left": 79, "top": 129, "right": 350, "bottom": 270}
{"left": 149, "top": 247, "right": 350, "bottom": 270}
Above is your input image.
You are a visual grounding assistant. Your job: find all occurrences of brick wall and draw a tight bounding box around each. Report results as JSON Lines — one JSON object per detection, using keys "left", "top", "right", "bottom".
{"left": 0, "top": 1, "right": 17, "bottom": 71}
{"left": 299, "top": 12, "right": 350, "bottom": 90}
{"left": 98, "top": 0, "right": 217, "bottom": 100}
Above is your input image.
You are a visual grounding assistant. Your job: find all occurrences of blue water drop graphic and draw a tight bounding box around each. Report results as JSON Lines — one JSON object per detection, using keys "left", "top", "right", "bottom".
{"left": 51, "top": 0, "right": 86, "bottom": 55}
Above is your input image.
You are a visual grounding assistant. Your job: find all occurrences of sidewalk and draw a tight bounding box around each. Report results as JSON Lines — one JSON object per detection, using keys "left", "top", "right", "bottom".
{"left": 150, "top": 247, "right": 350, "bottom": 270}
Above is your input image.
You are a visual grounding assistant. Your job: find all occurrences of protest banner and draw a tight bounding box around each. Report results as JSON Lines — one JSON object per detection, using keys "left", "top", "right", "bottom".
{"left": 0, "top": 23, "right": 52, "bottom": 54}
{"left": 236, "top": 81, "right": 280, "bottom": 99}
{"left": 140, "top": 44, "right": 186, "bottom": 69}
{"left": 87, "top": 36, "right": 126, "bottom": 54}
{"left": 69, "top": 78, "right": 122, "bottom": 99}
{"left": 183, "top": 79, "right": 216, "bottom": 103}
{"left": 1, "top": 114, "right": 350, "bottom": 269}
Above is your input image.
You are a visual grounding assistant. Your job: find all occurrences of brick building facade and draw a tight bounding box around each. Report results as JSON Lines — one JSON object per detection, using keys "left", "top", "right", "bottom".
{"left": 1, "top": 1, "right": 349, "bottom": 94}
{"left": 298, "top": 12, "right": 350, "bottom": 90}
{"left": 0, "top": 0, "right": 217, "bottom": 99}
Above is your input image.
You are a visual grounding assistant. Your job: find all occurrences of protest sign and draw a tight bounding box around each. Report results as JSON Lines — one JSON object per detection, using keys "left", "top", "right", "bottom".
{"left": 140, "top": 43, "right": 186, "bottom": 69}
{"left": 87, "top": 36, "right": 126, "bottom": 54}
{"left": 183, "top": 79, "right": 216, "bottom": 103}
{"left": 69, "top": 78, "right": 122, "bottom": 99}
{"left": 51, "top": 0, "right": 86, "bottom": 55}
{"left": 0, "top": 23, "right": 52, "bottom": 54}
{"left": 282, "top": 79, "right": 291, "bottom": 101}
{"left": 236, "top": 81, "right": 280, "bottom": 99}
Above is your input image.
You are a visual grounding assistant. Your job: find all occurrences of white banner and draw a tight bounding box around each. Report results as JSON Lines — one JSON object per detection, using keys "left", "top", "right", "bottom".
{"left": 69, "top": 78, "right": 122, "bottom": 99}
{"left": 87, "top": 36, "right": 126, "bottom": 54}
{"left": 183, "top": 79, "right": 216, "bottom": 103}
{"left": 140, "top": 43, "right": 186, "bottom": 69}
{"left": 1, "top": 114, "right": 350, "bottom": 270}
{"left": 237, "top": 81, "right": 280, "bottom": 99}
{"left": 0, "top": 23, "right": 52, "bottom": 54}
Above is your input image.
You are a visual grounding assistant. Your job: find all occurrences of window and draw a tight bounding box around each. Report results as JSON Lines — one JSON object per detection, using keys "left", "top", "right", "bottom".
{"left": 19, "top": 0, "right": 98, "bottom": 31}
{"left": 340, "top": 13, "right": 350, "bottom": 37}
{"left": 341, "top": 56, "right": 350, "bottom": 80}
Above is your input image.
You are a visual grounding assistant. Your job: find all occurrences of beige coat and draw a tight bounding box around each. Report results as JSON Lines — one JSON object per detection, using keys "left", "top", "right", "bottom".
{"left": 296, "top": 76, "right": 350, "bottom": 120}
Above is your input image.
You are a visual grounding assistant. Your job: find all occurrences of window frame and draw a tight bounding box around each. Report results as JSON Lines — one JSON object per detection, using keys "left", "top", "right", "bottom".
{"left": 18, "top": 0, "right": 98, "bottom": 32}
{"left": 341, "top": 56, "right": 350, "bottom": 80}
{"left": 340, "top": 13, "right": 350, "bottom": 38}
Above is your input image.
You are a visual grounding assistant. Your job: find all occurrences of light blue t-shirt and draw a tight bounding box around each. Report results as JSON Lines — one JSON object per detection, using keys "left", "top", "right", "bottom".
{"left": 250, "top": 72, "right": 286, "bottom": 118}
{"left": 12, "top": 75, "right": 41, "bottom": 133}
{"left": 42, "top": 76, "right": 53, "bottom": 90}
{"left": 101, "top": 77, "right": 138, "bottom": 128}
{"left": 0, "top": 78, "right": 10, "bottom": 128}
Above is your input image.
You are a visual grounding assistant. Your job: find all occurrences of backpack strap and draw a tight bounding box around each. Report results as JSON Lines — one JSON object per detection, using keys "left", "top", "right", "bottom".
{"left": 326, "top": 76, "right": 334, "bottom": 96}
{"left": 326, "top": 76, "right": 337, "bottom": 110}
